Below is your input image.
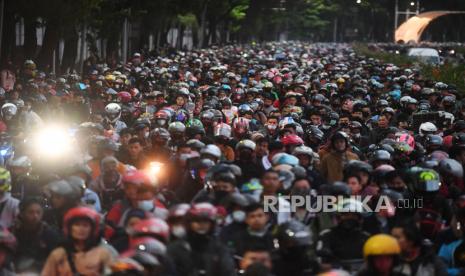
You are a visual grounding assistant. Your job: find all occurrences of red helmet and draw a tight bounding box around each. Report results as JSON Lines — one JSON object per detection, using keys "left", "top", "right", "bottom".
{"left": 122, "top": 170, "right": 152, "bottom": 188}
{"left": 129, "top": 236, "right": 167, "bottom": 256}
{"left": 63, "top": 206, "right": 101, "bottom": 239}
{"left": 129, "top": 218, "right": 170, "bottom": 243}
{"left": 187, "top": 202, "right": 217, "bottom": 221}
{"left": 117, "top": 91, "right": 132, "bottom": 103}
{"left": 0, "top": 228, "right": 16, "bottom": 252}
{"left": 281, "top": 134, "right": 304, "bottom": 146}
{"left": 168, "top": 203, "right": 191, "bottom": 221}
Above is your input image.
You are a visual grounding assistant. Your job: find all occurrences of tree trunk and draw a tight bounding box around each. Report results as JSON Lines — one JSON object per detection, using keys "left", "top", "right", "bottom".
{"left": 198, "top": 0, "right": 208, "bottom": 48}
{"left": 23, "top": 16, "right": 37, "bottom": 59}
{"left": 37, "top": 18, "right": 60, "bottom": 71}
{"left": 61, "top": 27, "right": 78, "bottom": 73}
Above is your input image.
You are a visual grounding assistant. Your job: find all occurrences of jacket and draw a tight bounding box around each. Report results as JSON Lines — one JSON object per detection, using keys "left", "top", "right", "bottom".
{"left": 319, "top": 150, "right": 359, "bottom": 182}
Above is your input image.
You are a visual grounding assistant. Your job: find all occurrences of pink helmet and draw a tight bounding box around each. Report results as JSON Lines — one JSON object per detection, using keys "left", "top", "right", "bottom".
{"left": 397, "top": 133, "right": 415, "bottom": 152}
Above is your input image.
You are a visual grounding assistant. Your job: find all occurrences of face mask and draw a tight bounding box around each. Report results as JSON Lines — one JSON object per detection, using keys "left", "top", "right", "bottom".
{"left": 179, "top": 153, "right": 191, "bottom": 161}
{"left": 352, "top": 133, "right": 361, "bottom": 139}
{"left": 144, "top": 132, "right": 149, "bottom": 138}
{"left": 137, "top": 200, "right": 154, "bottom": 211}
{"left": 264, "top": 104, "right": 271, "bottom": 108}
{"left": 232, "top": 210, "right": 246, "bottom": 223}
{"left": 157, "top": 119, "right": 166, "bottom": 126}
{"left": 171, "top": 225, "right": 187, "bottom": 238}
{"left": 267, "top": 124, "right": 277, "bottom": 130}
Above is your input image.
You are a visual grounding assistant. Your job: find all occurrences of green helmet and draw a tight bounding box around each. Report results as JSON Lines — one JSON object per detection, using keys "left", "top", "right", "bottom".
{"left": 408, "top": 167, "right": 440, "bottom": 193}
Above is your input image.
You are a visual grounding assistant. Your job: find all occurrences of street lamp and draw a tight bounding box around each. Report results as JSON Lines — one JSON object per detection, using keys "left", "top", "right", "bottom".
{"left": 356, "top": 0, "right": 361, "bottom": 4}
{"left": 410, "top": 1, "right": 415, "bottom": 6}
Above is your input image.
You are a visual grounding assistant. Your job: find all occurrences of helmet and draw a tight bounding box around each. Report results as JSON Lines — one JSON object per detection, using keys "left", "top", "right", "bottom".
{"left": 292, "top": 146, "right": 314, "bottom": 157}
{"left": 410, "top": 168, "right": 441, "bottom": 193}
{"left": 214, "top": 123, "right": 232, "bottom": 137}
{"left": 438, "top": 158, "right": 464, "bottom": 178}
{"left": 425, "top": 134, "right": 443, "bottom": 149}
{"left": 130, "top": 236, "right": 167, "bottom": 256}
{"left": 279, "top": 117, "right": 296, "bottom": 129}
{"left": 150, "top": 128, "right": 171, "bottom": 141}
{"left": 396, "top": 133, "right": 415, "bottom": 153}
{"left": 117, "top": 91, "right": 132, "bottom": 103}
{"left": 63, "top": 206, "right": 101, "bottom": 239}
{"left": 274, "top": 220, "right": 313, "bottom": 248}
{"left": 122, "top": 170, "right": 152, "bottom": 188}
{"left": 186, "top": 119, "right": 205, "bottom": 137}
{"left": 306, "top": 126, "right": 324, "bottom": 142}
{"left": 187, "top": 202, "right": 217, "bottom": 221}
{"left": 46, "top": 179, "right": 77, "bottom": 198}
{"left": 0, "top": 168, "right": 11, "bottom": 193}
{"left": 331, "top": 131, "right": 349, "bottom": 144}
{"left": 200, "top": 144, "right": 222, "bottom": 159}
{"left": 0, "top": 228, "right": 16, "bottom": 253}
{"left": 168, "top": 122, "right": 186, "bottom": 135}
{"left": 167, "top": 203, "right": 191, "bottom": 222}
{"left": 236, "top": 139, "right": 256, "bottom": 151}
{"left": 238, "top": 104, "right": 253, "bottom": 116}
{"left": 154, "top": 110, "right": 171, "bottom": 127}
{"left": 363, "top": 234, "right": 400, "bottom": 258}
{"left": 319, "top": 182, "right": 351, "bottom": 197}
{"left": 233, "top": 117, "right": 250, "bottom": 133}
{"left": 105, "top": 103, "right": 122, "bottom": 123}
{"left": 343, "top": 160, "right": 373, "bottom": 176}
{"left": 1, "top": 103, "right": 17, "bottom": 120}
{"left": 419, "top": 122, "right": 437, "bottom": 136}
{"left": 370, "top": 150, "right": 391, "bottom": 163}
{"left": 129, "top": 218, "right": 170, "bottom": 243}
{"left": 281, "top": 134, "right": 304, "bottom": 146}
{"left": 174, "top": 109, "right": 189, "bottom": 123}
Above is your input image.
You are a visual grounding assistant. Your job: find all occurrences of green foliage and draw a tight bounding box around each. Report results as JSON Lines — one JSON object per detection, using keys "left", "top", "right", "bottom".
{"left": 353, "top": 43, "right": 465, "bottom": 93}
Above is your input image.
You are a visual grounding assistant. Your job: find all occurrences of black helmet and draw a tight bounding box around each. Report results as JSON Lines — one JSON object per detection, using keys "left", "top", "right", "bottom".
{"left": 274, "top": 220, "right": 313, "bottom": 248}
{"left": 343, "top": 160, "right": 373, "bottom": 176}
{"left": 319, "top": 182, "right": 351, "bottom": 197}
{"left": 370, "top": 150, "right": 391, "bottom": 163}
{"left": 306, "top": 126, "right": 324, "bottom": 142}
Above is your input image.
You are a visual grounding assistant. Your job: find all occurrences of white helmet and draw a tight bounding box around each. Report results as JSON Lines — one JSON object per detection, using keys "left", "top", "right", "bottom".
{"left": 200, "top": 144, "right": 222, "bottom": 159}
{"left": 1, "top": 103, "right": 17, "bottom": 121}
{"left": 105, "top": 103, "right": 121, "bottom": 123}
{"left": 236, "top": 139, "right": 256, "bottom": 151}
{"left": 292, "top": 146, "right": 313, "bottom": 157}
{"left": 214, "top": 123, "right": 232, "bottom": 137}
{"left": 419, "top": 122, "right": 437, "bottom": 136}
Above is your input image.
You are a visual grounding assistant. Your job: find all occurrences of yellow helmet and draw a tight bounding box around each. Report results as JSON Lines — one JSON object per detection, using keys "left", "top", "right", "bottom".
{"left": 0, "top": 168, "right": 11, "bottom": 193}
{"left": 363, "top": 234, "right": 400, "bottom": 258}
{"left": 105, "top": 74, "right": 116, "bottom": 82}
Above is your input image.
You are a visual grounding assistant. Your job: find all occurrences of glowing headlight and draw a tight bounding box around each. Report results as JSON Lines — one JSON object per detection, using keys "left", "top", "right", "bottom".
{"left": 149, "top": 162, "right": 163, "bottom": 175}
{"left": 0, "top": 149, "right": 7, "bottom": 156}
{"left": 34, "top": 126, "right": 72, "bottom": 158}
